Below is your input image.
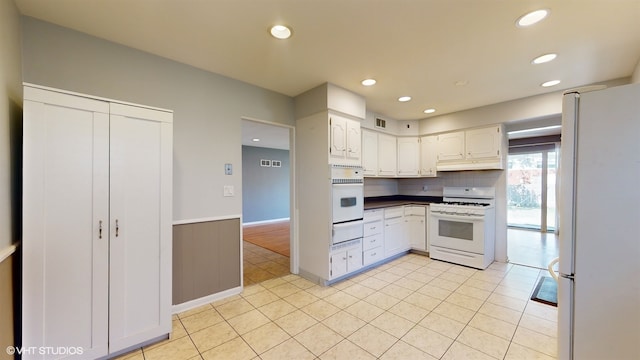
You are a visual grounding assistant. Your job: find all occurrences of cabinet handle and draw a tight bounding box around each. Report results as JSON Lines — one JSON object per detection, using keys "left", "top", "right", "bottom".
{"left": 99, "top": 220, "right": 103, "bottom": 239}
{"left": 115, "top": 219, "right": 120, "bottom": 237}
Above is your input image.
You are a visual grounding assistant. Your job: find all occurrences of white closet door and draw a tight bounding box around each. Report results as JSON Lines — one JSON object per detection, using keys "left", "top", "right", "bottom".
{"left": 108, "top": 103, "right": 172, "bottom": 352}
{"left": 22, "top": 90, "right": 110, "bottom": 360}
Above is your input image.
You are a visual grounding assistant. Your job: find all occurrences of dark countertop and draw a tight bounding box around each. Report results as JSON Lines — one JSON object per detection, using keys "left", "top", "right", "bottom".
{"left": 364, "top": 195, "right": 443, "bottom": 210}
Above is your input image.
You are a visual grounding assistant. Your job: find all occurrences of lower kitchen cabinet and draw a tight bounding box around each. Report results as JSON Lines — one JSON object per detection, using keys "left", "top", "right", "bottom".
{"left": 22, "top": 85, "right": 172, "bottom": 359}
{"left": 406, "top": 206, "right": 428, "bottom": 252}
{"left": 384, "top": 207, "right": 409, "bottom": 257}
{"left": 330, "top": 240, "right": 363, "bottom": 279}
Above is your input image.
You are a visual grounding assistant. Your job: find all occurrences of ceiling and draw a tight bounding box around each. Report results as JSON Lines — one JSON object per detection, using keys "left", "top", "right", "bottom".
{"left": 15, "top": 0, "right": 640, "bottom": 126}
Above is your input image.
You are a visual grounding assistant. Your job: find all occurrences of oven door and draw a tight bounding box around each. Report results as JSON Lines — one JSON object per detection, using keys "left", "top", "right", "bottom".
{"left": 332, "top": 183, "right": 364, "bottom": 223}
{"left": 430, "top": 212, "right": 485, "bottom": 254}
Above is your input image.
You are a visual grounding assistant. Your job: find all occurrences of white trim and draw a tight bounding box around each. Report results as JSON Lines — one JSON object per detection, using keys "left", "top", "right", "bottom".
{"left": 0, "top": 243, "right": 17, "bottom": 264}
{"left": 23, "top": 83, "right": 173, "bottom": 113}
{"left": 242, "top": 217, "right": 290, "bottom": 226}
{"left": 172, "top": 286, "right": 242, "bottom": 314}
{"left": 173, "top": 214, "right": 242, "bottom": 225}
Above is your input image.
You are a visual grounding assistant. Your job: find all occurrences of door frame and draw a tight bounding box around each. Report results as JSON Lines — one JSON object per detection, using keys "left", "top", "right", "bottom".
{"left": 240, "top": 117, "right": 298, "bottom": 274}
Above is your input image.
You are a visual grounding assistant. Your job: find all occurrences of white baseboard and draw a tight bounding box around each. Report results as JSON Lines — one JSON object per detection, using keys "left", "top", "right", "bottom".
{"left": 172, "top": 286, "right": 243, "bottom": 314}
{"left": 242, "top": 217, "right": 290, "bottom": 226}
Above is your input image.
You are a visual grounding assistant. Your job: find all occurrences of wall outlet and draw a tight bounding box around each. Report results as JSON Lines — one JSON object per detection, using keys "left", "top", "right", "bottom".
{"left": 223, "top": 185, "right": 234, "bottom": 197}
{"left": 422, "top": 185, "right": 429, "bottom": 191}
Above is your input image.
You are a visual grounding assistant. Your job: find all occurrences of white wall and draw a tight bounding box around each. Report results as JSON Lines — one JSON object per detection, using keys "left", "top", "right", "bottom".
{"left": 0, "top": 0, "right": 22, "bottom": 250}
{"left": 21, "top": 17, "right": 295, "bottom": 222}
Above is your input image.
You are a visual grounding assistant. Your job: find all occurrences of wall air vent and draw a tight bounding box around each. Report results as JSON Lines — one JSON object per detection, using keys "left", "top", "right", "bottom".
{"left": 375, "top": 118, "right": 387, "bottom": 129}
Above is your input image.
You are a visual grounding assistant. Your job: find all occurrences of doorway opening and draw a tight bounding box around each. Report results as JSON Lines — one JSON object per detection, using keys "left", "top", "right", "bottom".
{"left": 506, "top": 133, "right": 560, "bottom": 268}
{"left": 241, "top": 119, "right": 295, "bottom": 285}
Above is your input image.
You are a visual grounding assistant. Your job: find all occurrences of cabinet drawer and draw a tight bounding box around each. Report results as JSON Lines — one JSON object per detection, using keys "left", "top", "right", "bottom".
{"left": 364, "top": 209, "right": 383, "bottom": 221}
{"left": 384, "top": 207, "right": 404, "bottom": 219}
{"left": 405, "top": 206, "right": 426, "bottom": 216}
{"left": 363, "top": 233, "right": 383, "bottom": 251}
{"left": 363, "top": 246, "right": 384, "bottom": 266}
{"left": 364, "top": 220, "right": 383, "bottom": 237}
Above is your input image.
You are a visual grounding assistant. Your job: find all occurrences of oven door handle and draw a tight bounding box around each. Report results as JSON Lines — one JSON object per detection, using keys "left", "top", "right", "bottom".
{"left": 430, "top": 212, "right": 484, "bottom": 221}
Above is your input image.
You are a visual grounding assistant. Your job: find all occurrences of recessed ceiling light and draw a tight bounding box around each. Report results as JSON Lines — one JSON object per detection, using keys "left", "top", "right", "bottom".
{"left": 252, "top": 138, "right": 261, "bottom": 142}
{"left": 270, "top": 25, "right": 292, "bottom": 39}
{"left": 361, "top": 79, "right": 377, "bottom": 86}
{"left": 532, "top": 53, "right": 557, "bottom": 64}
{"left": 398, "top": 96, "right": 412, "bottom": 102}
{"left": 516, "top": 9, "right": 549, "bottom": 27}
{"left": 541, "top": 80, "right": 561, "bottom": 87}
{"left": 423, "top": 108, "right": 436, "bottom": 114}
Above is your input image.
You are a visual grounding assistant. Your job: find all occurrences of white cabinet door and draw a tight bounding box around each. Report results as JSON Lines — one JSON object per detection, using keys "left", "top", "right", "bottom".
{"left": 346, "top": 120, "right": 361, "bottom": 162}
{"left": 22, "top": 93, "right": 110, "bottom": 359}
{"left": 406, "top": 206, "right": 427, "bottom": 251}
{"left": 420, "top": 135, "right": 438, "bottom": 177}
{"left": 465, "top": 125, "right": 502, "bottom": 159}
{"left": 378, "top": 133, "right": 397, "bottom": 176}
{"left": 397, "top": 137, "right": 420, "bottom": 176}
{"left": 347, "top": 249, "right": 363, "bottom": 272}
{"left": 361, "top": 129, "right": 378, "bottom": 176}
{"left": 437, "top": 131, "right": 465, "bottom": 161}
{"left": 330, "top": 251, "right": 348, "bottom": 279}
{"left": 109, "top": 104, "right": 173, "bottom": 352}
{"left": 329, "top": 116, "right": 347, "bottom": 162}
{"left": 384, "top": 208, "right": 406, "bottom": 257}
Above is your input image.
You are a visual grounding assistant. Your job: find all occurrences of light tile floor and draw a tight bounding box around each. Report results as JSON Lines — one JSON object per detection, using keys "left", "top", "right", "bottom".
{"left": 116, "top": 254, "right": 558, "bottom": 360}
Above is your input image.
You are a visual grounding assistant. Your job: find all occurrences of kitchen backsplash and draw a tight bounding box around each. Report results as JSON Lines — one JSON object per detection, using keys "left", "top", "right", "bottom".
{"left": 364, "top": 170, "right": 503, "bottom": 197}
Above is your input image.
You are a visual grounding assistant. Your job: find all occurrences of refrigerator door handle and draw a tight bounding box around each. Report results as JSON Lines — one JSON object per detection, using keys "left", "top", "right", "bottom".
{"left": 560, "top": 273, "right": 575, "bottom": 280}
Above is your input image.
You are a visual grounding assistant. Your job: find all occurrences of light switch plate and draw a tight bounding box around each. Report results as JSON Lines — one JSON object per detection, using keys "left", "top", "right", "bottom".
{"left": 225, "top": 163, "right": 233, "bottom": 175}
{"left": 223, "top": 185, "right": 234, "bottom": 197}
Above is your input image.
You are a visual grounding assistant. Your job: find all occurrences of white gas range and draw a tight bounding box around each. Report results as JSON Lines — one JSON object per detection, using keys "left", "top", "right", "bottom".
{"left": 429, "top": 187, "right": 496, "bottom": 269}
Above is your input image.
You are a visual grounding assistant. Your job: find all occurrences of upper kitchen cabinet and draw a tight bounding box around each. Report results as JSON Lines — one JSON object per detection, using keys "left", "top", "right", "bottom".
{"left": 378, "top": 133, "right": 397, "bottom": 176}
{"left": 330, "top": 114, "right": 361, "bottom": 165}
{"left": 420, "top": 135, "right": 438, "bottom": 177}
{"left": 397, "top": 137, "right": 420, "bottom": 176}
{"left": 362, "top": 129, "right": 378, "bottom": 176}
{"left": 437, "top": 124, "right": 506, "bottom": 171}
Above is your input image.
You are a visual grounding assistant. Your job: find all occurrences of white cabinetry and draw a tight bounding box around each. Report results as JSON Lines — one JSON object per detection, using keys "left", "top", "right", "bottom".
{"left": 405, "top": 206, "right": 427, "bottom": 252}
{"left": 397, "top": 137, "right": 420, "bottom": 176}
{"left": 22, "top": 86, "right": 172, "bottom": 358}
{"left": 330, "top": 241, "right": 363, "bottom": 279}
{"left": 420, "top": 135, "right": 438, "bottom": 177}
{"left": 437, "top": 124, "right": 505, "bottom": 171}
{"left": 378, "top": 133, "right": 397, "bottom": 176}
{"left": 362, "top": 129, "right": 378, "bottom": 176}
{"left": 330, "top": 114, "right": 361, "bottom": 165}
{"left": 436, "top": 131, "right": 465, "bottom": 161}
{"left": 384, "top": 207, "right": 409, "bottom": 257}
{"left": 363, "top": 209, "right": 384, "bottom": 266}
{"left": 465, "top": 125, "right": 502, "bottom": 159}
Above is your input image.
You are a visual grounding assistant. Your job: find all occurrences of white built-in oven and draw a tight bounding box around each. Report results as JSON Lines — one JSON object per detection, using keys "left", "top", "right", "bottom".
{"left": 331, "top": 165, "right": 364, "bottom": 245}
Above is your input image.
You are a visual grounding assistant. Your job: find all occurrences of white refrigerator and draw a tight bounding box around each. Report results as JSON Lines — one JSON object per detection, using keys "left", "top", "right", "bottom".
{"left": 558, "top": 83, "right": 640, "bottom": 360}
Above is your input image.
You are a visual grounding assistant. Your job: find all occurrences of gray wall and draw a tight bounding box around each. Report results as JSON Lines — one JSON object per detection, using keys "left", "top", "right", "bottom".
{"left": 21, "top": 17, "right": 295, "bottom": 222}
{"left": 242, "top": 146, "right": 290, "bottom": 223}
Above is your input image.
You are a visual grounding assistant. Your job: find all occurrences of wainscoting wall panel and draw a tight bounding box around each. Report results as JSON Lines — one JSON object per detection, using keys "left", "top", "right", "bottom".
{"left": 172, "top": 218, "right": 241, "bottom": 305}
{"left": 0, "top": 247, "right": 16, "bottom": 360}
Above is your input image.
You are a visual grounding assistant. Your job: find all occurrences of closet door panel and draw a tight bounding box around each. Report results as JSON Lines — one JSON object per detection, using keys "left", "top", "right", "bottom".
{"left": 22, "top": 96, "right": 109, "bottom": 359}
{"left": 108, "top": 105, "right": 171, "bottom": 351}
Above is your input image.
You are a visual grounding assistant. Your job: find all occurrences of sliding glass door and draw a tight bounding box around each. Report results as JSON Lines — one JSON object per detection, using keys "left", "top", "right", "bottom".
{"left": 507, "top": 146, "right": 558, "bottom": 232}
